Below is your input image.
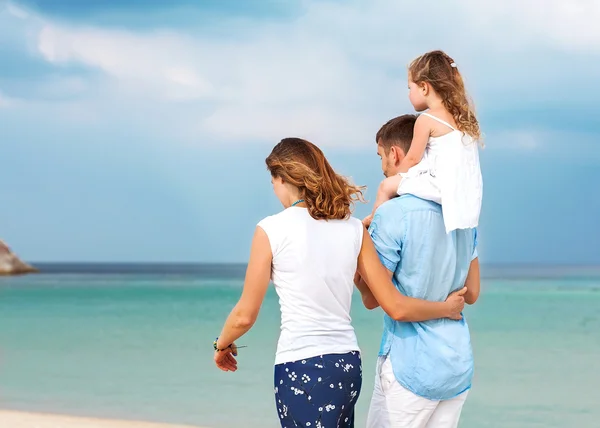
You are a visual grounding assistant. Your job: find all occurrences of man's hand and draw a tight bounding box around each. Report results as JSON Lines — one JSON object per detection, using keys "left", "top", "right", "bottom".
{"left": 214, "top": 343, "right": 239, "bottom": 372}
{"left": 444, "top": 287, "right": 467, "bottom": 320}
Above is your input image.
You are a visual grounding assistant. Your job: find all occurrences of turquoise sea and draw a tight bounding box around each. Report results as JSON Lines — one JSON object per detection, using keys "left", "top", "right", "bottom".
{"left": 1, "top": 264, "right": 599, "bottom": 428}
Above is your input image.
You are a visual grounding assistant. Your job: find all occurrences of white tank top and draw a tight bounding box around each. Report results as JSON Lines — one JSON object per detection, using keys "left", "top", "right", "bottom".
{"left": 257, "top": 207, "right": 363, "bottom": 365}
{"left": 398, "top": 112, "right": 483, "bottom": 233}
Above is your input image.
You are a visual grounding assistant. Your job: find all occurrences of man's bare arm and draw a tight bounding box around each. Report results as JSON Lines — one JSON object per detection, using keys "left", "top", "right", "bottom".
{"left": 464, "top": 258, "right": 480, "bottom": 305}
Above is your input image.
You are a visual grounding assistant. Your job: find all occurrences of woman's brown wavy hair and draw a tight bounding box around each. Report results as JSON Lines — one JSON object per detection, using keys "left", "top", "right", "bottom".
{"left": 266, "top": 138, "right": 365, "bottom": 220}
{"left": 409, "top": 50, "right": 482, "bottom": 141}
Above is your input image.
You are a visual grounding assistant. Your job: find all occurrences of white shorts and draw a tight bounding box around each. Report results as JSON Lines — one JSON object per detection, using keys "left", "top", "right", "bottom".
{"left": 366, "top": 356, "right": 469, "bottom": 428}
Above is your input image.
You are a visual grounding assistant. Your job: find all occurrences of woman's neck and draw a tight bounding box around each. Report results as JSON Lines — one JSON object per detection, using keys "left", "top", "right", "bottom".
{"left": 288, "top": 195, "right": 306, "bottom": 208}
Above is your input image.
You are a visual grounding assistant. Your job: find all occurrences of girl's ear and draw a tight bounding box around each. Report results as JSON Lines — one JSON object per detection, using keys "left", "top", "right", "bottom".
{"left": 420, "top": 81, "right": 429, "bottom": 95}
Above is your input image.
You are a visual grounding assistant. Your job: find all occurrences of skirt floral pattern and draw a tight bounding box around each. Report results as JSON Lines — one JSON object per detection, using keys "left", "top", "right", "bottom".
{"left": 274, "top": 351, "right": 362, "bottom": 428}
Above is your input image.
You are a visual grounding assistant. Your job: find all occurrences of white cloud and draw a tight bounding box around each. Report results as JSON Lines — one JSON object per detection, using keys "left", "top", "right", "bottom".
{"left": 0, "top": 93, "right": 10, "bottom": 108}
{"left": 512, "top": 132, "right": 540, "bottom": 151}
{"left": 463, "top": 0, "right": 600, "bottom": 52}
{"left": 0, "top": 91, "right": 18, "bottom": 108}
{"left": 3, "top": 0, "right": 600, "bottom": 146}
{"left": 486, "top": 129, "right": 600, "bottom": 163}
{"left": 491, "top": 130, "right": 541, "bottom": 151}
{"left": 38, "top": 26, "right": 215, "bottom": 101}
{"left": 32, "top": 13, "right": 380, "bottom": 144}
{"left": 5, "top": 1, "right": 28, "bottom": 19}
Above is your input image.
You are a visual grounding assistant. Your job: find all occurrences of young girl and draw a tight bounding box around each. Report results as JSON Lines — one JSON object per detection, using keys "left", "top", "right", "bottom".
{"left": 365, "top": 50, "right": 483, "bottom": 233}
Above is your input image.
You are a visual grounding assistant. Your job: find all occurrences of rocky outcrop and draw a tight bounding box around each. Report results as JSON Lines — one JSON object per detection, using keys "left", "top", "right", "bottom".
{"left": 0, "top": 240, "right": 38, "bottom": 275}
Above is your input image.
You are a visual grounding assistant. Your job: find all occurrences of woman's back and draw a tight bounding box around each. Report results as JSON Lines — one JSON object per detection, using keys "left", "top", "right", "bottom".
{"left": 258, "top": 207, "right": 363, "bottom": 364}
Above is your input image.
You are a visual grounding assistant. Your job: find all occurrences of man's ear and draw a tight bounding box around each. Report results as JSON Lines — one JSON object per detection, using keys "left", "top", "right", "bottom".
{"left": 390, "top": 146, "right": 404, "bottom": 166}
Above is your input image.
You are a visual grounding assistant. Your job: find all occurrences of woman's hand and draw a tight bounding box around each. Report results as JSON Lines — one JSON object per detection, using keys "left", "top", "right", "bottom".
{"left": 444, "top": 287, "right": 467, "bottom": 320}
{"left": 214, "top": 343, "right": 239, "bottom": 372}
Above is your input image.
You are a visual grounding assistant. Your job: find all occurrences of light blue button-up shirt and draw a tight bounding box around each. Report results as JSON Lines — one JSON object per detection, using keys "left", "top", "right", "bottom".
{"left": 369, "top": 195, "right": 477, "bottom": 400}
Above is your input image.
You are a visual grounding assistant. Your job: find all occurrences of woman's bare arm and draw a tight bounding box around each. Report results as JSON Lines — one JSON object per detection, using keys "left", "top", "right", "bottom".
{"left": 216, "top": 227, "right": 272, "bottom": 349}
{"left": 354, "top": 271, "right": 379, "bottom": 310}
{"left": 357, "top": 228, "right": 465, "bottom": 321}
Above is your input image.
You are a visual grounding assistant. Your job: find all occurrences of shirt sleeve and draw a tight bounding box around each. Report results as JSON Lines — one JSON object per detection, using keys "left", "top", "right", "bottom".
{"left": 471, "top": 228, "right": 478, "bottom": 261}
{"left": 368, "top": 208, "right": 404, "bottom": 273}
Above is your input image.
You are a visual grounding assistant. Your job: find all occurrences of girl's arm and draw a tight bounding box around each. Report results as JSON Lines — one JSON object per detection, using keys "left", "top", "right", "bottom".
{"left": 215, "top": 227, "right": 272, "bottom": 351}
{"left": 398, "top": 114, "right": 431, "bottom": 173}
{"left": 368, "top": 175, "right": 403, "bottom": 220}
{"left": 356, "top": 228, "right": 466, "bottom": 321}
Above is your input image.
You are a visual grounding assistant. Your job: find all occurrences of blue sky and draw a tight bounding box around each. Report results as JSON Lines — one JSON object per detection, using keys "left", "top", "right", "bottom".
{"left": 1, "top": 0, "right": 599, "bottom": 264}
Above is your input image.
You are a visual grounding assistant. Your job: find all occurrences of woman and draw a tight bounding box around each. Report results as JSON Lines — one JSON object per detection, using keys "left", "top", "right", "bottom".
{"left": 213, "top": 138, "right": 466, "bottom": 427}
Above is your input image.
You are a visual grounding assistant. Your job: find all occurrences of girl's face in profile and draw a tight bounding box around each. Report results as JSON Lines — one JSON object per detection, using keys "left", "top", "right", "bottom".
{"left": 408, "top": 79, "right": 428, "bottom": 112}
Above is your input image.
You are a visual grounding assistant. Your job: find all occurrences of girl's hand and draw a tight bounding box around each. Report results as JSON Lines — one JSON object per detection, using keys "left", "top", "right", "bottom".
{"left": 363, "top": 214, "right": 374, "bottom": 229}
{"left": 214, "top": 343, "right": 238, "bottom": 372}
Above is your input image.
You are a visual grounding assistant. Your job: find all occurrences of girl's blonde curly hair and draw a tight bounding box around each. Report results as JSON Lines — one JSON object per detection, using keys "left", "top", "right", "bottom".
{"left": 409, "top": 50, "right": 481, "bottom": 141}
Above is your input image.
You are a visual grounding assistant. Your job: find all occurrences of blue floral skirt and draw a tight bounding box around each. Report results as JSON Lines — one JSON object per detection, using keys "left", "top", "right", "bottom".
{"left": 274, "top": 351, "right": 362, "bottom": 428}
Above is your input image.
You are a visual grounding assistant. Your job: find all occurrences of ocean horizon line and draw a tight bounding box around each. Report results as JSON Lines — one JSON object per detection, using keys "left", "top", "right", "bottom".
{"left": 15, "top": 262, "right": 600, "bottom": 280}
{"left": 27, "top": 261, "right": 600, "bottom": 268}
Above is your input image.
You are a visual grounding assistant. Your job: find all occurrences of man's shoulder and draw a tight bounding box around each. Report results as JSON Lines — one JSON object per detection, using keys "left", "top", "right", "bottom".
{"left": 376, "top": 195, "right": 441, "bottom": 218}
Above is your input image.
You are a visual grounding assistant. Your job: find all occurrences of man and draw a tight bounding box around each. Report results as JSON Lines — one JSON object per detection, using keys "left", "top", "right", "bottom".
{"left": 361, "top": 114, "right": 481, "bottom": 428}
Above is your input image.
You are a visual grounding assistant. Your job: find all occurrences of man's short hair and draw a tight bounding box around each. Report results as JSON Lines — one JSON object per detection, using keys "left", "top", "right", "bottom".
{"left": 376, "top": 114, "right": 418, "bottom": 155}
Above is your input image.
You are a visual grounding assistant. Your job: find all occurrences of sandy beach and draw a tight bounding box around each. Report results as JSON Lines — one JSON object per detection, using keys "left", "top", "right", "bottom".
{"left": 0, "top": 411, "right": 205, "bottom": 428}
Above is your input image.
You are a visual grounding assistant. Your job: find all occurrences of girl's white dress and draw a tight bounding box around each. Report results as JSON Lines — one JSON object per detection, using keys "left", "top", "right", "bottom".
{"left": 397, "top": 112, "right": 483, "bottom": 233}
